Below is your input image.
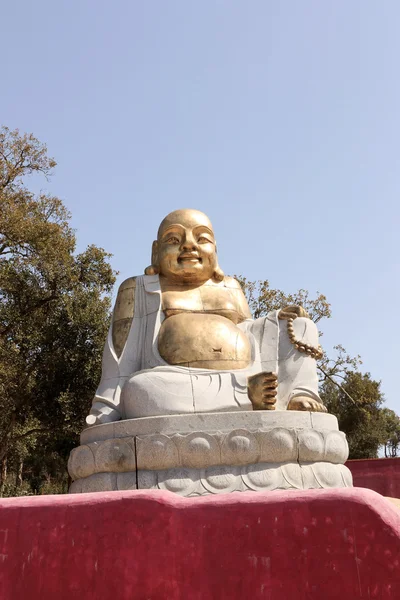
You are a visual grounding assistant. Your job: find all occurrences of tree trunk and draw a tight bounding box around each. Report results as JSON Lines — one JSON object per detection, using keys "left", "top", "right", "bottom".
{"left": 0, "top": 457, "right": 7, "bottom": 497}
{"left": 15, "top": 460, "right": 23, "bottom": 488}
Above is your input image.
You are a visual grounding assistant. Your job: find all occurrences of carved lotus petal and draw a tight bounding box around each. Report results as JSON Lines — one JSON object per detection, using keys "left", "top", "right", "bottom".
{"left": 180, "top": 433, "right": 220, "bottom": 468}
{"left": 95, "top": 439, "right": 136, "bottom": 473}
{"left": 221, "top": 430, "right": 259, "bottom": 466}
{"left": 298, "top": 430, "right": 324, "bottom": 462}
{"left": 117, "top": 472, "right": 137, "bottom": 491}
{"left": 324, "top": 432, "right": 349, "bottom": 463}
{"left": 299, "top": 464, "right": 320, "bottom": 489}
{"left": 137, "top": 470, "right": 158, "bottom": 490}
{"left": 339, "top": 464, "right": 353, "bottom": 487}
{"left": 69, "top": 479, "right": 83, "bottom": 494}
{"left": 136, "top": 434, "right": 178, "bottom": 470}
{"left": 203, "top": 465, "right": 240, "bottom": 493}
{"left": 159, "top": 468, "right": 197, "bottom": 495}
{"left": 242, "top": 463, "right": 283, "bottom": 491}
{"left": 310, "top": 462, "right": 343, "bottom": 489}
{"left": 281, "top": 462, "right": 303, "bottom": 489}
{"left": 80, "top": 472, "right": 117, "bottom": 493}
{"left": 261, "top": 428, "right": 297, "bottom": 463}
{"left": 68, "top": 445, "right": 95, "bottom": 480}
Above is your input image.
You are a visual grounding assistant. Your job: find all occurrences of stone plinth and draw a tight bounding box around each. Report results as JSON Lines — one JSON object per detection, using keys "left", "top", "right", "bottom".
{"left": 2, "top": 488, "right": 399, "bottom": 599}
{"left": 68, "top": 411, "right": 352, "bottom": 496}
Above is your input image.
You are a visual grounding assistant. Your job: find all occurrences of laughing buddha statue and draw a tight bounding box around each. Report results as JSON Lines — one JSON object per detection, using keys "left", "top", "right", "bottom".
{"left": 86, "top": 209, "right": 327, "bottom": 427}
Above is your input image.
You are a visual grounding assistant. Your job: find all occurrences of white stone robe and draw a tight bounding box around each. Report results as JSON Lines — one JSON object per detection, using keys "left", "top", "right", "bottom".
{"left": 91, "top": 275, "right": 321, "bottom": 420}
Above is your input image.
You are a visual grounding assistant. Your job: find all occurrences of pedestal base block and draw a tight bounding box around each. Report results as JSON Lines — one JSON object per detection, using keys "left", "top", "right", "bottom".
{"left": 68, "top": 411, "right": 352, "bottom": 496}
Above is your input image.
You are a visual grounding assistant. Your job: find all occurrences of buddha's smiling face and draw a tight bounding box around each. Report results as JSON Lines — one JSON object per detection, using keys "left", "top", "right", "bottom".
{"left": 156, "top": 209, "right": 218, "bottom": 284}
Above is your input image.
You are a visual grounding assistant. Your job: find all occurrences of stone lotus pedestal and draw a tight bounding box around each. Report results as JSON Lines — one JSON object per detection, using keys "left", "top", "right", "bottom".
{"left": 68, "top": 411, "right": 352, "bottom": 496}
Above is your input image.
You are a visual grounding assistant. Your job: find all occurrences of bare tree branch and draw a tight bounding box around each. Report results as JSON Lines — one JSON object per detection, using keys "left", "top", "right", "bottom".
{"left": 318, "top": 365, "right": 357, "bottom": 405}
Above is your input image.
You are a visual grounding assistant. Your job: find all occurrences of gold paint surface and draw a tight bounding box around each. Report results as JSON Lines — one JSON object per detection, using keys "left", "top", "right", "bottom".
{"left": 141, "top": 209, "right": 253, "bottom": 369}
{"left": 278, "top": 305, "right": 310, "bottom": 320}
{"left": 287, "top": 397, "right": 327, "bottom": 412}
{"left": 247, "top": 372, "right": 277, "bottom": 410}
{"left": 112, "top": 277, "right": 136, "bottom": 357}
{"left": 112, "top": 319, "right": 133, "bottom": 358}
{"left": 153, "top": 209, "right": 221, "bottom": 285}
{"left": 161, "top": 276, "right": 251, "bottom": 325}
{"left": 158, "top": 313, "right": 251, "bottom": 370}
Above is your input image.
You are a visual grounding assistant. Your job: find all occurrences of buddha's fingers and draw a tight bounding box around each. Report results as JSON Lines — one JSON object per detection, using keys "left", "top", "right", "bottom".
{"left": 262, "top": 399, "right": 276, "bottom": 406}
{"left": 262, "top": 380, "right": 277, "bottom": 392}
{"left": 248, "top": 371, "right": 278, "bottom": 411}
{"left": 262, "top": 390, "right": 277, "bottom": 398}
{"left": 263, "top": 381, "right": 278, "bottom": 391}
{"left": 262, "top": 372, "right": 277, "bottom": 380}
{"left": 253, "top": 401, "right": 276, "bottom": 411}
{"left": 278, "top": 305, "right": 310, "bottom": 320}
{"left": 248, "top": 371, "right": 276, "bottom": 382}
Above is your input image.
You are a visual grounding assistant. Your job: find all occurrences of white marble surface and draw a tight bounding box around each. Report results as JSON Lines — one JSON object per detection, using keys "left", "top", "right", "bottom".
{"left": 69, "top": 411, "right": 352, "bottom": 497}
{"left": 81, "top": 410, "right": 337, "bottom": 444}
{"left": 70, "top": 462, "right": 352, "bottom": 496}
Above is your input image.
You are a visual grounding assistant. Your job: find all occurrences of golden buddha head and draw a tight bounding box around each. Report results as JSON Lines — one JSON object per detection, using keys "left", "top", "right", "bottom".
{"left": 145, "top": 209, "right": 224, "bottom": 284}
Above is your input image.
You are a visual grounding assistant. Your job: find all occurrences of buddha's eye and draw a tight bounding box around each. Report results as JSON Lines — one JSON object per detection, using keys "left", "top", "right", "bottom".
{"left": 166, "top": 236, "right": 180, "bottom": 244}
{"left": 198, "top": 236, "right": 212, "bottom": 244}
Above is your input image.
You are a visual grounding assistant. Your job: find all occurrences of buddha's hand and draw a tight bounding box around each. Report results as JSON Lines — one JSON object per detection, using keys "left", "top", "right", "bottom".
{"left": 287, "top": 396, "right": 327, "bottom": 413}
{"left": 248, "top": 372, "right": 277, "bottom": 411}
{"left": 278, "top": 305, "right": 310, "bottom": 320}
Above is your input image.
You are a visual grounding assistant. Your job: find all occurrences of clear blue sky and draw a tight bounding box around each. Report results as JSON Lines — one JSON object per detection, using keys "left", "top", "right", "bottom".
{"left": 2, "top": 2, "right": 399, "bottom": 412}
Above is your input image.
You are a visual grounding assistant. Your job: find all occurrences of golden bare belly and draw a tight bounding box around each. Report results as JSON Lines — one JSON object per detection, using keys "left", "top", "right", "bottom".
{"left": 158, "top": 313, "right": 251, "bottom": 370}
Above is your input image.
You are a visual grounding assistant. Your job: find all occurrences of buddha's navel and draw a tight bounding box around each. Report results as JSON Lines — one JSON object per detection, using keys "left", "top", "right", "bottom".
{"left": 158, "top": 312, "right": 251, "bottom": 370}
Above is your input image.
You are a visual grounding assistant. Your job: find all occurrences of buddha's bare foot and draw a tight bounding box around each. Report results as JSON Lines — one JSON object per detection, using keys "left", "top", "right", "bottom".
{"left": 248, "top": 372, "right": 277, "bottom": 410}
{"left": 287, "top": 397, "right": 327, "bottom": 413}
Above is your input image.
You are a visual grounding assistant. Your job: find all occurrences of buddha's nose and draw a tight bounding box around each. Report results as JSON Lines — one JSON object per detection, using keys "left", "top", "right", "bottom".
{"left": 181, "top": 234, "right": 197, "bottom": 251}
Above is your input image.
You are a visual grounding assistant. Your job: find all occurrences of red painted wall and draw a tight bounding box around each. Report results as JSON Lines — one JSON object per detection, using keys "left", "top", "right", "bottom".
{"left": 0, "top": 487, "right": 399, "bottom": 599}
{"left": 347, "top": 458, "right": 400, "bottom": 498}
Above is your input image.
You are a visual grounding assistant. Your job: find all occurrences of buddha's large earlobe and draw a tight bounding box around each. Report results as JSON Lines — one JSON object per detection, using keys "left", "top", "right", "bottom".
{"left": 212, "top": 244, "right": 224, "bottom": 281}
{"left": 213, "top": 265, "right": 225, "bottom": 282}
{"left": 144, "top": 240, "right": 160, "bottom": 275}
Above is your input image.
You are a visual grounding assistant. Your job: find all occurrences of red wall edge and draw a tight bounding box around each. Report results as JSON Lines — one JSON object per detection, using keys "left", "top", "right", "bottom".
{"left": 0, "top": 487, "right": 400, "bottom": 600}
{"left": 346, "top": 457, "right": 400, "bottom": 498}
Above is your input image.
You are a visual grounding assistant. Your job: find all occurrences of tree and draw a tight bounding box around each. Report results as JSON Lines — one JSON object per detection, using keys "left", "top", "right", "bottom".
{"left": 320, "top": 371, "right": 399, "bottom": 459}
{"left": 235, "top": 277, "right": 331, "bottom": 323}
{"left": 382, "top": 409, "right": 400, "bottom": 458}
{"left": 238, "top": 277, "right": 399, "bottom": 459}
{"left": 0, "top": 126, "right": 116, "bottom": 495}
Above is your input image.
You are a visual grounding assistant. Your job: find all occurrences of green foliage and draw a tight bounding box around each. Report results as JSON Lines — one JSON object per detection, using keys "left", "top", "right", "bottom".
{"left": 0, "top": 126, "right": 116, "bottom": 496}
{"left": 381, "top": 408, "right": 400, "bottom": 458}
{"left": 320, "top": 372, "right": 400, "bottom": 459}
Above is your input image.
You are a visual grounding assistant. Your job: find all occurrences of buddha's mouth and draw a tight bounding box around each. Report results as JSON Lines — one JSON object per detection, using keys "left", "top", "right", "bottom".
{"left": 178, "top": 254, "right": 202, "bottom": 264}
